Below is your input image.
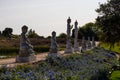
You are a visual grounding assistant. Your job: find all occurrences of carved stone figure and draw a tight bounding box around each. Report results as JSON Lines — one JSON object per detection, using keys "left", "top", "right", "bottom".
{"left": 92, "top": 36, "right": 96, "bottom": 47}
{"left": 16, "top": 25, "right": 36, "bottom": 62}
{"left": 50, "top": 31, "right": 58, "bottom": 53}
{"left": 65, "top": 17, "right": 74, "bottom": 53}
{"left": 74, "top": 20, "right": 80, "bottom": 52}
{"left": 87, "top": 37, "right": 92, "bottom": 49}
{"left": 81, "top": 36, "right": 86, "bottom": 52}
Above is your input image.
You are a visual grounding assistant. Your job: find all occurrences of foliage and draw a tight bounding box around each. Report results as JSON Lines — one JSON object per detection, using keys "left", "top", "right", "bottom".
{"left": 2, "top": 28, "right": 13, "bottom": 39}
{"left": 27, "top": 29, "right": 40, "bottom": 38}
{"left": 96, "top": 0, "right": 120, "bottom": 49}
{"left": 57, "top": 33, "right": 67, "bottom": 38}
{"left": 0, "top": 47, "right": 118, "bottom": 80}
{"left": 0, "top": 46, "right": 50, "bottom": 57}
{"left": 100, "top": 42, "right": 120, "bottom": 53}
{"left": 73, "top": 22, "right": 100, "bottom": 41}
{"left": 110, "top": 71, "right": 120, "bottom": 80}
{"left": 34, "top": 46, "right": 49, "bottom": 53}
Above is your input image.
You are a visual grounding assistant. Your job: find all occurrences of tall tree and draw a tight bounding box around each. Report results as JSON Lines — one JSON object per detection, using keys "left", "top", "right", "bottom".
{"left": 96, "top": 0, "right": 120, "bottom": 49}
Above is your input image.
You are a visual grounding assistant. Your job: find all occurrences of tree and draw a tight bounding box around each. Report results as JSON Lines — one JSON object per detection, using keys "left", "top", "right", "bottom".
{"left": 2, "top": 28, "right": 13, "bottom": 39}
{"left": 27, "top": 29, "right": 40, "bottom": 38}
{"left": 96, "top": 0, "right": 120, "bottom": 49}
{"left": 57, "top": 33, "right": 67, "bottom": 38}
{"left": 72, "top": 22, "right": 100, "bottom": 41}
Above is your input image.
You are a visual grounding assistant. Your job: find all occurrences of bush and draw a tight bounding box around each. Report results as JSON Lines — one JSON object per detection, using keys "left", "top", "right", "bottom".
{"left": 0, "top": 46, "right": 50, "bottom": 56}
{"left": 34, "top": 46, "right": 49, "bottom": 53}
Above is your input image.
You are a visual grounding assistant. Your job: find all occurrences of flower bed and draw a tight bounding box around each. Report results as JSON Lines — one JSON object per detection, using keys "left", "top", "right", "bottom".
{"left": 0, "top": 47, "right": 119, "bottom": 80}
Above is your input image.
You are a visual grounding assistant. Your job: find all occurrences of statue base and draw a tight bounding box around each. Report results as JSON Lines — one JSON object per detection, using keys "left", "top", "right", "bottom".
{"left": 64, "top": 48, "right": 74, "bottom": 53}
{"left": 16, "top": 54, "right": 36, "bottom": 62}
{"left": 74, "top": 47, "right": 81, "bottom": 52}
{"left": 48, "top": 53, "right": 59, "bottom": 57}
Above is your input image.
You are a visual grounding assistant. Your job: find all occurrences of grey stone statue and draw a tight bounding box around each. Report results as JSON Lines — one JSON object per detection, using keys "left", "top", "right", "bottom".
{"left": 74, "top": 20, "right": 80, "bottom": 52}
{"left": 87, "top": 36, "right": 92, "bottom": 49}
{"left": 19, "top": 25, "right": 34, "bottom": 56}
{"left": 50, "top": 31, "right": 58, "bottom": 53}
{"left": 81, "top": 36, "right": 86, "bottom": 52}
{"left": 16, "top": 25, "right": 36, "bottom": 62}
{"left": 92, "top": 36, "right": 95, "bottom": 47}
{"left": 65, "top": 17, "right": 74, "bottom": 53}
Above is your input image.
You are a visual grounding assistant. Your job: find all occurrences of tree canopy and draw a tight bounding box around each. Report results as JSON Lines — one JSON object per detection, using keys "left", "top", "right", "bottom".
{"left": 72, "top": 22, "right": 100, "bottom": 41}
{"left": 96, "top": 0, "right": 120, "bottom": 49}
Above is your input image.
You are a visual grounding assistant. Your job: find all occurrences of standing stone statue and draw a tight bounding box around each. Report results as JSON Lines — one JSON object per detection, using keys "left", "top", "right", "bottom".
{"left": 16, "top": 25, "right": 36, "bottom": 62}
{"left": 65, "top": 17, "right": 74, "bottom": 53}
{"left": 81, "top": 36, "right": 86, "bottom": 52}
{"left": 87, "top": 36, "right": 92, "bottom": 49}
{"left": 49, "top": 31, "right": 59, "bottom": 57}
{"left": 74, "top": 20, "right": 80, "bottom": 52}
{"left": 92, "top": 36, "right": 95, "bottom": 48}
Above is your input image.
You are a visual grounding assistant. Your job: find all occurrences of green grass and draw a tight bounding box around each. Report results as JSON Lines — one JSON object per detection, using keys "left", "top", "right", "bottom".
{"left": 110, "top": 71, "right": 120, "bottom": 80}
{"left": 100, "top": 43, "right": 120, "bottom": 53}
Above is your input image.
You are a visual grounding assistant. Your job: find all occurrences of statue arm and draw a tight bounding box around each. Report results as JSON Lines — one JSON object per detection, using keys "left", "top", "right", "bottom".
{"left": 70, "top": 25, "right": 73, "bottom": 29}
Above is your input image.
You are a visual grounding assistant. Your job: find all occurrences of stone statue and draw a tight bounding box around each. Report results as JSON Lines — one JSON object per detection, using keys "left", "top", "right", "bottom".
{"left": 19, "top": 25, "right": 34, "bottom": 56}
{"left": 67, "top": 17, "right": 73, "bottom": 41}
{"left": 92, "top": 36, "right": 95, "bottom": 47}
{"left": 50, "top": 31, "right": 58, "bottom": 53}
{"left": 74, "top": 20, "right": 80, "bottom": 52}
{"left": 81, "top": 36, "right": 86, "bottom": 52}
{"left": 16, "top": 25, "right": 36, "bottom": 62}
{"left": 65, "top": 17, "right": 74, "bottom": 53}
{"left": 87, "top": 36, "right": 92, "bottom": 49}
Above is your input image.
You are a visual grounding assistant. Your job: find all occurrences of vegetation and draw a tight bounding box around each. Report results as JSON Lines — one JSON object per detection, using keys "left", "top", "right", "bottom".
{"left": 57, "top": 33, "right": 66, "bottom": 38}
{"left": 110, "top": 71, "right": 120, "bottom": 80}
{"left": 0, "top": 47, "right": 118, "bottom": 80}
{"left": 100, "top": 42, "right": 120, "bottom": 53}
{"left": 1, "top": 28, "right": 13, "bottom": 39}
{"left": 0, "top": 46, "right": 50, "bottom": 57}
{"left": 72, "top": 22, "right": 100, "bottom": 41}
{"left": 27, "top": 29, "right": 41, "bottom": 38}
{"left": 96, "top": 0, "right": 120, "bottom": 49}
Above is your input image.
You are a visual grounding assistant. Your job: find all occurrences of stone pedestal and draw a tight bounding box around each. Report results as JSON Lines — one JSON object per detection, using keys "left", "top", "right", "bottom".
{"left": 74, "top": 42, "right": 80, "bottom": 52}
{"left": 81, "top": 36, "right": 86, "bottom": 52}
{"left": 65, "top": 41, "right": 74, "bottom": 53}
{"left": 16, "top": 54, "right": 36, "bottom": 62}
{"left": 87, "top": 37, "right": 91, "bottom": 49}
{"left": 48, "top": 53, "right": 59, "bottom": 57}
{"left": 87, "top": 42, "right": 92, "bottom": 49}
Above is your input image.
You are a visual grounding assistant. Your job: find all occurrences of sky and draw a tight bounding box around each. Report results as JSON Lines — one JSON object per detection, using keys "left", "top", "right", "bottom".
{"left": 0, "top": 0, "right": 106, "bottom": 37}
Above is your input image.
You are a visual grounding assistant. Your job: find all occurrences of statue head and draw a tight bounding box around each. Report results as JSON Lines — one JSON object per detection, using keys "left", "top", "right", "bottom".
{"left": 52, "top": 31, "right": 56, "bottom": 37}
{"left": 67, "top": 17, "right": 71, "bottom": 24}
{"left": 22, "top": 25, "right": 28, "bottom": 34}
{"left": 75, "top": 20, "right": 78, "bottom": 26}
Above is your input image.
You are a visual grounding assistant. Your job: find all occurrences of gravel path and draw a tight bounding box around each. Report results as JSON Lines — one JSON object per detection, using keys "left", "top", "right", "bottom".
{"left": 0, "top": 51, "right": 65, "bottom": 68}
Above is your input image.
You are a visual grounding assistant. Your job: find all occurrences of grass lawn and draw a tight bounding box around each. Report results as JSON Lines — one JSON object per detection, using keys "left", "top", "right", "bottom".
{"left": 110, "top": 71, "right": 120, "bottom": 80}
{"left": 100, "top": 43, "right": 120, "bottom": 53}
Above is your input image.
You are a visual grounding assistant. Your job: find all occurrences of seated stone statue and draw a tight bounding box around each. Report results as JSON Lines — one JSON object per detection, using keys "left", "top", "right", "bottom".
{"left": 50, "top": 31, "right": 58, "bottom": 53}
{"left": 19, "top": 25, "right": 34, "bottom": 57}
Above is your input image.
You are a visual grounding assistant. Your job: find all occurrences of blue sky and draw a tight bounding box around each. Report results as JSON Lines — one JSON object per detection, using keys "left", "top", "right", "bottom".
{"left": 0, "top": 0, "right": 106, "bottom": 37}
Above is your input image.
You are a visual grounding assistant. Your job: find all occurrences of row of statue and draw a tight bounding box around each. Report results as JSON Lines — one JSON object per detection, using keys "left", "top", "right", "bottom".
{"left": 16, "top": 17, "right": 96, "bottom": 62}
